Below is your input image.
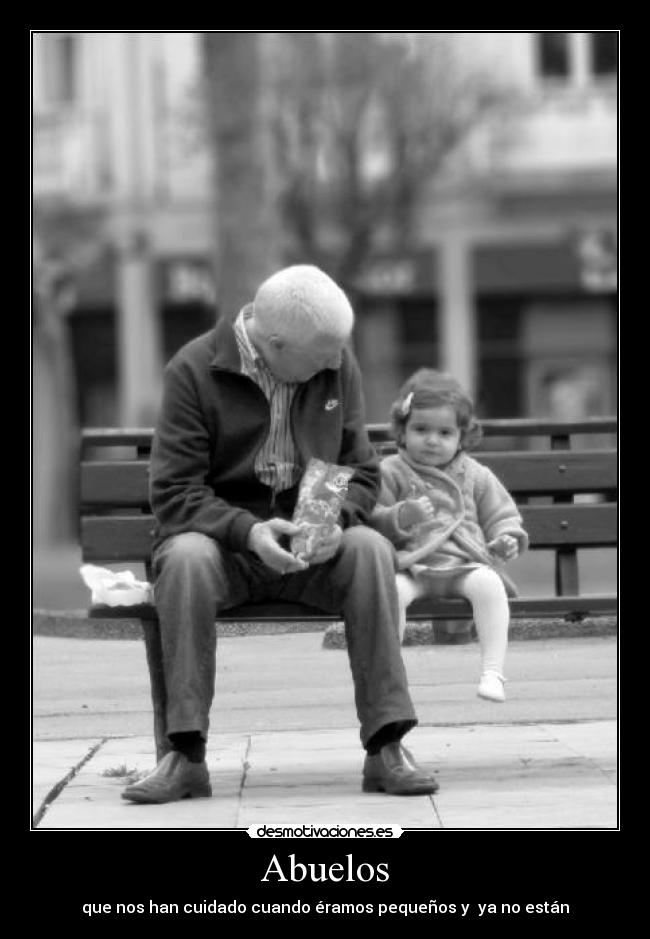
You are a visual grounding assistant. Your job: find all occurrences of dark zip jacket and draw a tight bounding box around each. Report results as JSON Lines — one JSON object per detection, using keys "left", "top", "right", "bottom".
{"left": 149, "top": 315, "right": 380, "bottom": 554}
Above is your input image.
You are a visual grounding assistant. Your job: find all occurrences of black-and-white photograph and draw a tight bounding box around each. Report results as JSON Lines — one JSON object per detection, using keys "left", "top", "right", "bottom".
{"left": 32, "top": 28, "right": 618, "bottom": 912}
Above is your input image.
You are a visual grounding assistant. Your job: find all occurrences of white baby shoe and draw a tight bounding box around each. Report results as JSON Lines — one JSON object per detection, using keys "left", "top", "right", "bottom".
{"left": 477, "top": 671, "right": 506, "bottom": 702}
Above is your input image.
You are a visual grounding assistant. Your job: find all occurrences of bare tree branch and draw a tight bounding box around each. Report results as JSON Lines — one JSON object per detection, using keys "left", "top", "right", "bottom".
{"left": 197, "top": 33, "right": 518, "bottom": 294}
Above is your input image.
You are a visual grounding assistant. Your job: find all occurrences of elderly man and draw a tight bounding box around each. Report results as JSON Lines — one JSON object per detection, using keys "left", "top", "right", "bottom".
{"left": 123, "top": 265, "right": 438, "bottom": 803}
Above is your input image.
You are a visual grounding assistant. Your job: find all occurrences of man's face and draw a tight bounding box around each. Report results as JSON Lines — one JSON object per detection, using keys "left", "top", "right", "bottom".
{"left": 260, "top": 332, "right": 346, "bottom": 383}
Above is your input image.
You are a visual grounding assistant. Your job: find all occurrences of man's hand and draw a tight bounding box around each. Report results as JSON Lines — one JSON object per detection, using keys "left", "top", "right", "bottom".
{"left": 487, "top": 533, "right": 519, "bottom": 561}
{"left": 294, "top": 524, "right": 343, "bottom": 566}
{"left": 399, "top": 496, "right": 435, "bottom": 530}
{"left": 247, "top": 519, "right": 309, "bottom": 574}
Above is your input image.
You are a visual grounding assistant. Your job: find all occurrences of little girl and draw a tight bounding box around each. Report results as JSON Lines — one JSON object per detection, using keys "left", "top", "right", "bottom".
{"left": 371, "top": 368, "right": 528, "bottom": 702}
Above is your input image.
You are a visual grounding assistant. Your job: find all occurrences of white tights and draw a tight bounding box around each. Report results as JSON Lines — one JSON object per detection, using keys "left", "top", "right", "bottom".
{"left": 396, "top": 566, "right": 509, "bottom": 676}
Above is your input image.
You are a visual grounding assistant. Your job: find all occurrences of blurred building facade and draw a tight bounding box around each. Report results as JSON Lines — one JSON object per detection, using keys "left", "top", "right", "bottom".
{"left": 33, "top": 31, "right": 617, "bottom": 435}
{"left": 355, "top": 32, "right": 617, "bottom": 423}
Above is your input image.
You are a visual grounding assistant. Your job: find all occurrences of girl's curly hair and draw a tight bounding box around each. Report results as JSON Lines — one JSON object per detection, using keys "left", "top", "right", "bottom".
{"left": 390, "top": 368, "right": 483, "bottom": 451}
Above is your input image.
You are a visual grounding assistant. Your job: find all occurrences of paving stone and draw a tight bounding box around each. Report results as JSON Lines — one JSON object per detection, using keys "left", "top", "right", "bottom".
{"left": 32, "top": 738, "right": 103, "bottom": 818}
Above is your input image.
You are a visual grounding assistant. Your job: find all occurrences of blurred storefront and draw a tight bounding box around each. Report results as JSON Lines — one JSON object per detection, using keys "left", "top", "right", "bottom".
{"left": 353, "top": 221, "right": 616, "bottom": 425}
{"left": 66, "top": 254, "right": 217, "bottom": 426}
{"left": 475, "top": 229, "right": 617, "bottom": 422}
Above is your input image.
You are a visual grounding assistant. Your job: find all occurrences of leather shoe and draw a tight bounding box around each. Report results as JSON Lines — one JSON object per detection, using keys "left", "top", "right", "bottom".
{"left": 362, "top": 742, "right": 439, "bottom": 795}
{"left": 122, "top": 751, "right": 212, "bottom": 804}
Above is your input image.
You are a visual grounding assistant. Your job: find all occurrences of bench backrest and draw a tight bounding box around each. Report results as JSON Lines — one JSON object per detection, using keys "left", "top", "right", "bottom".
{"left": 79, "top": 418, "right": 617, "bottom": 596}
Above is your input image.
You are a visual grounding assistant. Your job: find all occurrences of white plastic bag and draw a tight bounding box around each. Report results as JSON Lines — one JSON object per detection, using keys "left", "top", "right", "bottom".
{"left": 290, "top": 458, "right": 354, "bottom": 560}
{"left": 80, "top": 564, "right": 152, "bottom": 607}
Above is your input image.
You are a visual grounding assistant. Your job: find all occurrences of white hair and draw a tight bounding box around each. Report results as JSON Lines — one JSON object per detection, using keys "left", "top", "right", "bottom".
{"left": 253, "top": 265, "right": 354, "bottom": 340}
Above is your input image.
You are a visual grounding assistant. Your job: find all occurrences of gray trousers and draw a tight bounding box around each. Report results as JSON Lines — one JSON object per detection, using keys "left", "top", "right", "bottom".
{"left": 152, "top": 526, "right": 417, "bottom": 749}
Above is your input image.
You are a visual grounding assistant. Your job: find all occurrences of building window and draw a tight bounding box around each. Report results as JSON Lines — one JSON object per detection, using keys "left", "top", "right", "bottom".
{"left": 534, "top": 32, "right": 618, "bottom": 88}
{"left": 40, "top": 34, "right": 79, "bottom": 106}
{"left": 590, "top": 32, "right": 618, "bottom": 77}
{"left": 536, "top": 33, "right": 570, "bottom": 79}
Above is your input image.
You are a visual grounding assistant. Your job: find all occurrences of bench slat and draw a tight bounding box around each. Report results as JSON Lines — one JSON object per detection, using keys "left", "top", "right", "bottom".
{"left": 80, "top": 450, "right": 618, "bottom": 509}
{"left": 478, "top": 451, "right": 617, "bottom": 493}
{"left": 81, "top": 462, "right": 150, "bottom": 506}
{"left": 81, "top": 503, "right": 617, "bottom": 562}
{"left": 368, "top": 418, "right": 618, "bottom": 439}
{"left": 82, "top": 516, "right": 156, "bottom": 560}
{"left": 522, "top": 504, "right": 617, "bottom": 547}
{"left": 410, "top": 595, "right": 617, "bottom": 618}
{"left": 89, "top": 600, "right": 333, "bottom": 621}
{"left": 81, "top": 417, "right": 618, "bottom": 452}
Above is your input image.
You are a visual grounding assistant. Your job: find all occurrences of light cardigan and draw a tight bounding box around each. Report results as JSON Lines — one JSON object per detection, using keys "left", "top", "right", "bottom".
{"left": 371, "top": 450, "right": 529, "bottom": 595}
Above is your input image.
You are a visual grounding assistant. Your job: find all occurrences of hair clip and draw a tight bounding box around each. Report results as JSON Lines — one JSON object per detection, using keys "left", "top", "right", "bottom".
{"left": 399, "top": 391, "right": 414, "bottom": 417}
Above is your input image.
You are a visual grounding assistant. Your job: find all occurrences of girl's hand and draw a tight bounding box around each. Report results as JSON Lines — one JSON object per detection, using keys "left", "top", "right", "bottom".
{"left": 399, "top": 496, "right": 435, "bottom": 530}
{"left": 488, "top": 533, "right": 519, "bottom": 561}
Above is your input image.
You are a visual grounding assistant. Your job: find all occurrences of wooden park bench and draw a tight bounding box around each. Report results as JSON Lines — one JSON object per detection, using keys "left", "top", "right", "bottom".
{"left": 80, "top": 416, "right": 617, "bottom": 758}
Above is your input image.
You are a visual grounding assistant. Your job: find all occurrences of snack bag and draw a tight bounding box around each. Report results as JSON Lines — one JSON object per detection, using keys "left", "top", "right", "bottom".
{"left": 291, "top": 458, "right": 355, "bottom": 560}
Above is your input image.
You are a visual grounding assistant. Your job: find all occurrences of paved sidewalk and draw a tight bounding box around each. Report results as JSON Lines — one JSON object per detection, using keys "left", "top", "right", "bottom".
{"left": 33, "top": 720, "right": 617, "bottom": 830}
{"left": 32, "top": 633, "right": 617, "bottom": 830}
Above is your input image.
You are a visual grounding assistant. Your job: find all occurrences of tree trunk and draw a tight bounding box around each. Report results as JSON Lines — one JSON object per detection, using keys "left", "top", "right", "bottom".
{"left": 201, "top": 33, "right": 282, "bottom": 319}
{"left": 33, "top": 290, "right": 78, "bottom": 547}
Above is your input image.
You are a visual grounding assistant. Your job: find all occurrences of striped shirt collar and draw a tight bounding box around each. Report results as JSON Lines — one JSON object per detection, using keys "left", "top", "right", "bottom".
{"left": 234, "top": 304, "right": 263, "bottom": 379}
{"left": 232, "top": 305, "right": 300, "bottom": 494}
